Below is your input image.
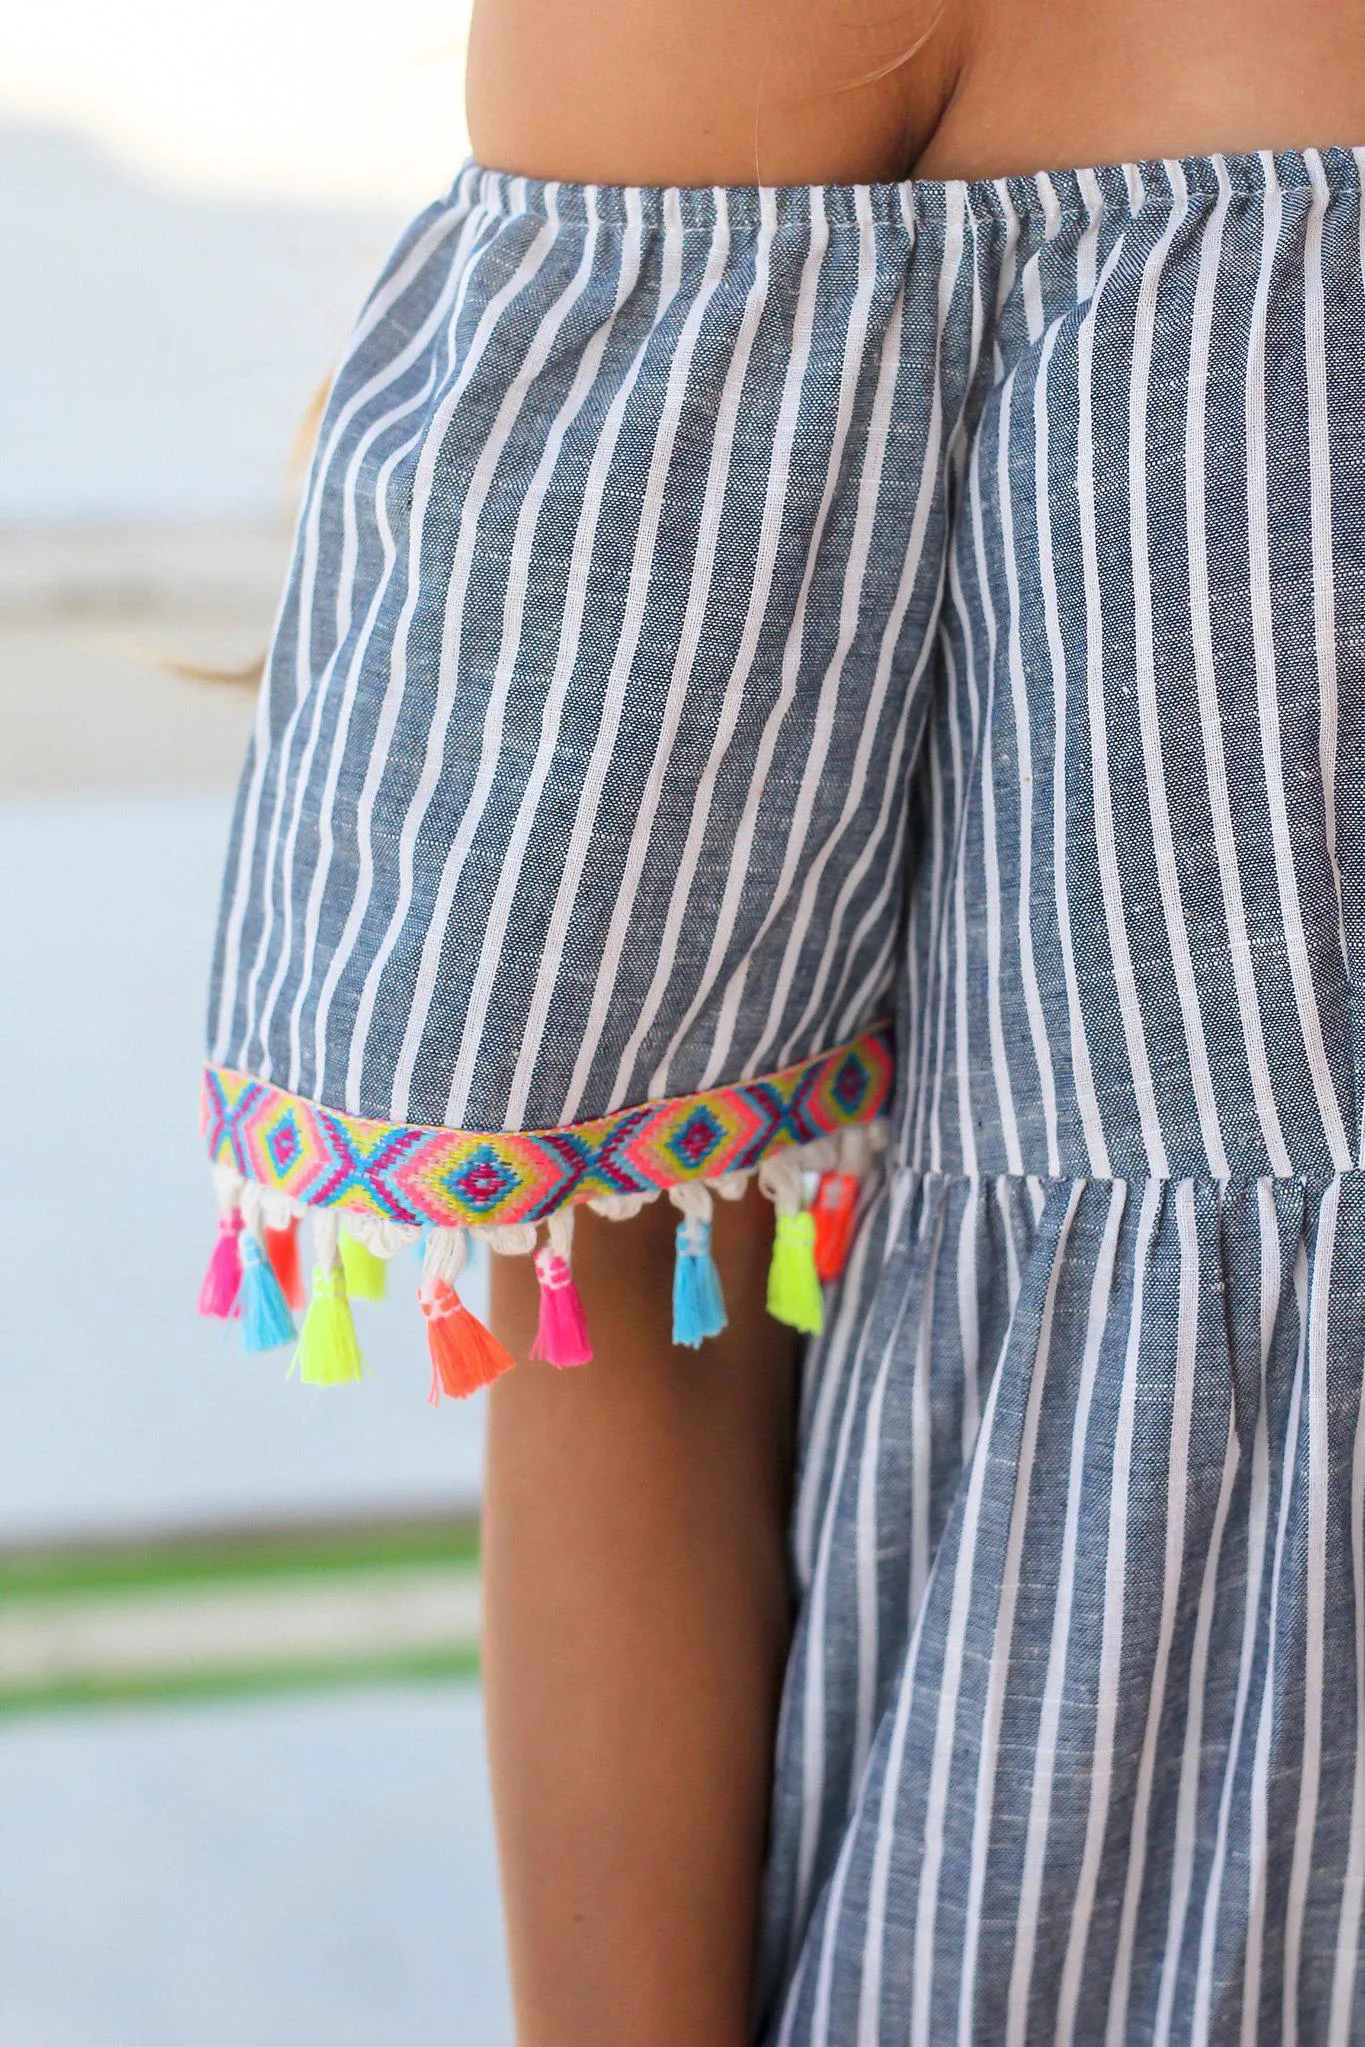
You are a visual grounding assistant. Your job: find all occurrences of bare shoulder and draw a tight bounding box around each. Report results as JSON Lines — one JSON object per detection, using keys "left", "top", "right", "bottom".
{"left": 919, "top": 0, "right": 1365, "bottom": 181}
{"left": 466, "top": 0, "right": 965, "bottom": 189}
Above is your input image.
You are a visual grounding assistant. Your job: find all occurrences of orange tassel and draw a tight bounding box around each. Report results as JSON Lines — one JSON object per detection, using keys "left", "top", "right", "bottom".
{"left": 421, "top": 1278, "right": 516, "bottom": 1403}
{"left": 812, "top": 1172, "right": 859, "bottom": 1282}
{"left": 264, "top": 1219, "right": 306, "bottom": 1312}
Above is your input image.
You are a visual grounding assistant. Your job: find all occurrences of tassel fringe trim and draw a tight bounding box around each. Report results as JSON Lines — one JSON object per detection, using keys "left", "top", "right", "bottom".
{"left": 202, "top": 1122, "right": 885, "bottom": 1401}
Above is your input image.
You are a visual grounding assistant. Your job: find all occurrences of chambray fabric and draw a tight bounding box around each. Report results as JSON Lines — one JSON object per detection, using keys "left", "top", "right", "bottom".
{"left": 755, "top": 151, "right": 1365, "bottom": 2045}
{"left": 208, "top": 167, "right": 952, "bottom": 1134}
{"left": 205, "top": 147, "right": 1365, "bottom": 2039}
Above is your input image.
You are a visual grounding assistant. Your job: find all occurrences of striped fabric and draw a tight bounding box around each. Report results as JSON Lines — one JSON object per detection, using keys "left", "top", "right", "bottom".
{"left": 208, "top": 166, "right": 948, "bottom": 1139}
{"left": 754, "top": 151, "right": 1365, "bottom": 2043}
{"left": 204, "top": 147, "right": 1365, "bottom": 2036}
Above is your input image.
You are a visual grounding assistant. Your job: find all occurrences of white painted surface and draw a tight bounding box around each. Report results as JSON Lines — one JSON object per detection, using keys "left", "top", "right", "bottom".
{"left": 0, "top": 125, "right": 409, "bottom": 520}
{"left": 0, "top": 794, "right": 490, "bottom": 1542}
{"left": 0, "top": 1, "right": 471, "bottom": 210}
{"left": 0, "top": 1571, "right": 482, "bottom": 1687}
{"left": 0, "top": 1686, "right": 514, "bottom": 2046}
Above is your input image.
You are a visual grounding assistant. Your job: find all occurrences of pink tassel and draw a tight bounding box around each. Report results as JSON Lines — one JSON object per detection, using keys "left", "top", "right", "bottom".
{"left": 530, "top": 1248, "right": 592, "bottom": 1368}
{"left": 199, "top": 1208, "right": 245, "bottom": 1319}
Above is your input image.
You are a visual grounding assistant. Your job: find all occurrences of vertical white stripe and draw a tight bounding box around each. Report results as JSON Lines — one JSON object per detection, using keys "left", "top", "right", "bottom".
{"left": 845, "top": 1179, "right": 918, "bottom": 1773}
{"left": 1242, "top": 1236, "right": 1312, "bottom": 2046}
{"left": 1077, "top": 222, "right": 1171, "bottom": 1175}
{"left": 917, "top": 242, "right": 987, "bottom": 1166}
{"left": 910, "top": 1204, "right": 946, "bottom": 1616}
{"left": 958, "top": 1180, "right": 982, "bottom": 1455}
{"left": 1282, "top": 1176, "right": 1337, "bottom": 2043}
{"left": 997, "top": 371, "right": 1062, "bottom": 1171}
{"left": 929, "top": 640, "right": 969, "bottom": 1173}
{"left": 1054, "top": 1178, "right": 1161, "bottom": 2041}
{"left": 855, "top": 1441, "right": 955, "bottom": 2047}
{"left": 954, "top": 1186, "right": 1083, "bottom": 2047}
{"left": 1017, "top": 172, "right": 1061, "bottom": 341}
{"left": 1127, "top": 163, "right": 1230, "bottom": 1175}
{"left": 805, "top": 1784, "right": 862, "bottom": 2047}
{"left": 1192, "top": 1179, "right": 1282, "bottom": 2036}
{"left": 1328, "top": 1198, "right": 1365, "bottom": 2041}
{"left": 990, "top": 182, "right": 1022, "bottom": 385}
{"left": 1152, "top": 1404, "right": 1241, "bottom": 2045}
{"left": 1006, "top": 1179, "right": 1126, "bottom": 2045}
{"left": 915, "top": 729, "right": 949, "bottom": 1168}
{"left": 852, "top": 1241, "right": 922, "bottom": 1804}
{"left": 968, "top": 425, "right": 1025, "bottom": 1170}
{"left": 1303, "top": 153, "right": 1351, "bottom": 1121}
{"left": 1184, "top": 162, "right": 1293, "bottom": 1174}
{"left": 1033, "top": 316, "right": 1111, "bottom": 1173}
{"left": 852, "top": 1338, "right": 893, "bottom": 1793}
{"left": 1245, "top": 154, "right": 1353, "bottom": 1168}
{"left": 949, "top": 199, "right": 987, "bottom": 477}
{"left": 951, "top": 615, "right": 983, "bottom": 1177}
{"left": 899, "top": 876, "right": 925, "bottom": 1165}
{"left": 998, "top": 1172, "right": 1024, "bottom": 1315}
{"left": 1075, "top": 169, "right": 1104, "bottom": 306}
{"left": 1106, "top": 1179, "right": 1202, "bottom": 2044}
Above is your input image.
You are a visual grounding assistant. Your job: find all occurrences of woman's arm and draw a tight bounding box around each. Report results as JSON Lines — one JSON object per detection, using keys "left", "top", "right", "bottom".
{"left": 470, "top": 6, "right": 956, "bottom": 2039}
{"left": 484, "top": 1192, "right": 798, "bottom": 2047}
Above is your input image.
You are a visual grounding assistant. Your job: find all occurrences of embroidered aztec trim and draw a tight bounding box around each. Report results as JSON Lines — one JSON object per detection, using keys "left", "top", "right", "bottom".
{"left": 198, "top": 1026, "right": 893, "bottom": 1396}
{"left": 200, "top": 1025, "right": 893, "bottom": 1228}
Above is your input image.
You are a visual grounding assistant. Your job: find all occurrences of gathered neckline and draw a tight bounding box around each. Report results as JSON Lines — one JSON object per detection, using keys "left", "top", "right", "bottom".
{"left": 457, "top": 144, "right": 1365, "bottom": 232}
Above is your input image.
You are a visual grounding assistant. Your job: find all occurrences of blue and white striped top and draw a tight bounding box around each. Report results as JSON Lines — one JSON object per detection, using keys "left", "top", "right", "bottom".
{"left": 204, "top": 148, "right": 1365, "bottom": 2038}
{"left": 208, "top": 148, "right": 1365, "bottom": 1195}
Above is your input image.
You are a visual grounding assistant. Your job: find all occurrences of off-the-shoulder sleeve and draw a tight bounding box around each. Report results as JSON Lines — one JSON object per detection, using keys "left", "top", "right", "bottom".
{"left": 200, "top": 163, "right": 955, "bottom": 1387}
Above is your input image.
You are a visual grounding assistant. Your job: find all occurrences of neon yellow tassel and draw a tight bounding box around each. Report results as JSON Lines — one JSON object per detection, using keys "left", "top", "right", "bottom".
{"left": 766, "top": 1210, "right": 825, "bottom": 1336}
{"left": 338, "top": 1228, "right": 387, "bottom": 1302}
{"left": 292, "top": 1267, "right": 365, "bottom": 1385}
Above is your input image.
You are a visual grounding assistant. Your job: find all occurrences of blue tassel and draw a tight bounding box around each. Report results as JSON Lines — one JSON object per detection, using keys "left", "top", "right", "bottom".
{"left": 672, "top": 1217, "right": 727, "bottom": 1348}
{"left": 239, "top": 1231, "right": 297, "bottom": 1353}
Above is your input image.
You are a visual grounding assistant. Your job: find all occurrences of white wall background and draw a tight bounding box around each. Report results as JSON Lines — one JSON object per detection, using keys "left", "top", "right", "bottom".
{"left": 0, "top": 1, "right": 476, "bottom": 518}
{"left": 0, "top": 0, "right": 473, "bottom": 207}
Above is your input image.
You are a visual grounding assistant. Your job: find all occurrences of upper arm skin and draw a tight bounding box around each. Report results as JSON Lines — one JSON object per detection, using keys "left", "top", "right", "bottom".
{"left": 466, "top": 0, "right": 964, "bottom": 191}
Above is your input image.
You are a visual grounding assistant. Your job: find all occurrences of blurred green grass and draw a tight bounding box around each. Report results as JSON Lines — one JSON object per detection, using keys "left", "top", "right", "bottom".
{"left": 0, "top": 1511, "right": 483, "bottom": 1716}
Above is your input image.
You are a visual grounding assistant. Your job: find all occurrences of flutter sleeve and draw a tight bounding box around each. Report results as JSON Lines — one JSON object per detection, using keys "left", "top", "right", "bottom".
{"left": 199, "top": 163, "right": 951, "bottom": 1394}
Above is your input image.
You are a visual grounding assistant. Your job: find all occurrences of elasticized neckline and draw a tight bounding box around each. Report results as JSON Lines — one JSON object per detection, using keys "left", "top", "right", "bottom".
{"left": 454, "top": 145, "right": 1365, "bottom": 234}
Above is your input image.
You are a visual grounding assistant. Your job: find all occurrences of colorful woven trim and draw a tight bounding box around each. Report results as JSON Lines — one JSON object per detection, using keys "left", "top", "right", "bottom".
{"left": 201, "top": 1025, "right": 894, "bottom": 1230}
